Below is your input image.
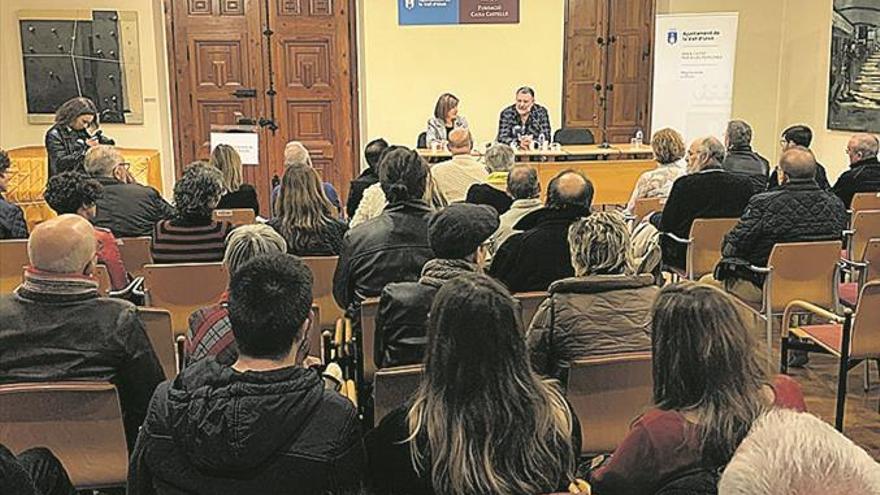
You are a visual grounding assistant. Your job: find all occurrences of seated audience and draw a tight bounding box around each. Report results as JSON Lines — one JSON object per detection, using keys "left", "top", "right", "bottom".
{"left": 466, "top": 142, "right": 514, "bottom": 214}
{"left": 0, "top": 445, "right": 75, "bottom": 495}
{"left": 346, "top": 138, "right": 389, "bottom": 218}
{"left": 528, "top": 211, "right": 658, "bottom": 378}
{"left": 185, "top": 224, "right": 288, "bottom": 367}
{"left": 488, "top": 164, "right": 543, "bottom": 256}
{"left": 625, "top": 127, "right": 686, "bottom": 212}
{"left": 832, "top": 133, "right": 880, "bottom": 208}
{"left": 367, "top": 274, "right": 580, "bottom": 495}
{"left": 268, "top": 163, "right": 348, "bottom": 256}
{"left": 706, "top": 147, "right": 847, "bottom": 304}
{"left": 426, "top": 92, "right": 469, "bottom": 145}
{"left": 0, "top": 215, "right": 163, "bottom": 448}
{"left": 211, "top": 144, "right": 259, "bottom": 214}
{"left": 130, "top": 254, "right": 364, "bottom": 494}
{"left": 490, "top": 169, "right": 593, "bottom": 293}
{"left": 656, "top": 136, "right": 753, "bottom": 271}
{"left": 0, "top": 149, "right": 28, "bottom": 240}
{"left": 721, "top": 120, "right": 770, "bottom": 193}
{"left": 271, "top": 141, "right": 341, "bottom": 216}
{"left": 151, "top": 163, "right": 233, "bottom": 264}
{"left": 375, "top": 203, "right": 499, "bottom": 369}
{"left": 430, "top": 128, "right": 489, "bottom": 203}
{"left": 718, "top": 408, "right": 880, "bottom": 495}
{"left": 333, "top": 146, "right": 434, "bottom": 316}
{"left": 590, "top": 283, "right": 805, "bottom": 494}
{"left": 85, "top": 145, "right": 174, "bottom": 238}
{"left": 44, "top": 172, "right": 127, "bottom": 290}
{"left": 349, "top": 168, "right": 447, "bottom": 228}
{"left": 767, "top": 125, "right": 830, "bottom": 190}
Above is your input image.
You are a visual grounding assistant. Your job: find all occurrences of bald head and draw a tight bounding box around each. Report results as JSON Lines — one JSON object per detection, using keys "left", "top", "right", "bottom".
{"left": 283, "top": 141, "right": 312, "bottom": 168}
{"left": 547, "top": 170, "right": 594, "bottom": 209}
{"left": 28, "top": 214, "right": 96, "bottom": 274}
{"left": 779, "top": 146, "right": 817, "bottom": 180}
{"left": 847, "top": 134, "right": 879, "bottom": 164}
{"left": 447, "top": 128, "right": 473, "bottom": 155}
{"left": 507, "top": 164, "right": 540, "bottom": 199}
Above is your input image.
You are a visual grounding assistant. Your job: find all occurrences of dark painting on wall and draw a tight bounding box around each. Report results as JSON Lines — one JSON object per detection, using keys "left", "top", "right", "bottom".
{"left": 828, "top": 0, "right": 880, "bottom": 133}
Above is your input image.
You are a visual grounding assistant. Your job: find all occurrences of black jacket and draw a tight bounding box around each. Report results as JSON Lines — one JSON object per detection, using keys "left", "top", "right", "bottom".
{"left": 0, "top": 197, "right": 28, "bottom": 240}
{"left": 658, "top": 168, "right": 753, "bottom": 270}
{"left": 489, "top": 206, "right": 589, "bottom": 293}
{"left": 45, "top": 124, "right": 114, "bottom": 178}
{"left": 722, "top": 146, "right": 770, "bottom": 193}
{"left": 333, "top": 201, "right": 434, "bottom": 314}
{"left": 832, "top": 156, "right": 880, "bottom": 208}
{"left": 92, "top": 176, "right": 175, "bottom": 238}
{"left": 129, "top": 359, "right": 364, "bottom": 495}
{"left": 768, "top": 161, "right": 831, "bottom": 191}
{"left": 466, "top": 183, "right": 513, "bottom": 214}
{"left": 216, "top": 184, "right": 259, "bottom": 214}
{"left": 346, "top": 167, "right": 380, "bottom": 219}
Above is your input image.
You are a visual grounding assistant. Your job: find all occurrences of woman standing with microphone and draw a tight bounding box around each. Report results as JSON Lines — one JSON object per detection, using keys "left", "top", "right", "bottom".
{"left": 45, "top": 97, "right": 115, "bottom": 178}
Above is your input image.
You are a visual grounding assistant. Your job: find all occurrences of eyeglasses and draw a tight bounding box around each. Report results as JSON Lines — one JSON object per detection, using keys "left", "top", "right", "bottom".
{"left": 115, "top": 162, "right": 131, "bottom": 170}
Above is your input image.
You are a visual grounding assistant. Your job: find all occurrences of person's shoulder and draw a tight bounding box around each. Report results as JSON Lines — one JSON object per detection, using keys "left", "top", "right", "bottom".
{"left": 0, "top": 198, "right": 23, "bottom": 216}
{"left": 238, "top": 183, "right": 257, "bottom": 194}
{"left": 312, "top": 386, "right": 359, "bottom": 434}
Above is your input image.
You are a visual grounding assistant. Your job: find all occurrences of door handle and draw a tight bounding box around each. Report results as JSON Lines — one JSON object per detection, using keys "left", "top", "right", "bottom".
{"left": 607, "top": 84, "right": 614, "bottom": 91}
{"left": 232, "top": 88, "right": 257, "bottom": 98}
{"left": 594, "top": 83, "right": 602, "bottom": 91}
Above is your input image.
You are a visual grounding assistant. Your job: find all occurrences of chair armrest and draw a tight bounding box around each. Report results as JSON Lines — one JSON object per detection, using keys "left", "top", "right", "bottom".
{"left": 840, "top": 258, "right": 868, "bottom": 270}
{"left": 745, "top": 265, "right": 773, "bottom": 274}
{"left": 842, "top": 230, "right": 855, "bottom": 239}
{"left": 783, "top": 300, "right": 847, "bottom": 332}
{"left": 110, "top": 276, "right": 144, "bottom": 299}
{"left": 661, "top": 232, "right": 692, "bottom": 245}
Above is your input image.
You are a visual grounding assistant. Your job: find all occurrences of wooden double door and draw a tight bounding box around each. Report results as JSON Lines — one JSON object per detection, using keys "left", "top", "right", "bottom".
{"left": 166, "top": 0, "right": 358, "bottom": 216}
{"left": 563, "top": 0, "right": 655, "bottom": 144}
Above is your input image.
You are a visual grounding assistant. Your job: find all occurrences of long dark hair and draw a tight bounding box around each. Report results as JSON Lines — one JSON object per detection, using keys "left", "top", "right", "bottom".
{"left": 275, "top": 163, "right": 335, "bottom": 251}
{"left": 407, "top": 273, "right": 575, "bottom": 494}
{"left": 54, "top": 97, "right": 99, "bottom": 129}
{"left": 379, "top": 146, "right": 428, "bottom": 204}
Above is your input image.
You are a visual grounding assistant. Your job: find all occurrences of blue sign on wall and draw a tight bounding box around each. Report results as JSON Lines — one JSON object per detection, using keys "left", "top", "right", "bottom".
{"left": 398, "top": 0, "right": 460, "bottom": 26}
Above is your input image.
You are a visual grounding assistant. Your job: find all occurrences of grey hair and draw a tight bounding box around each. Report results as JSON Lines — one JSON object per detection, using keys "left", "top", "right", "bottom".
{"left": 726, "top": 120, "right": 753, "bottom": 148}
{"left": 223, "top": 224, "right": 288, "bottom": 275}
{"left": 174, "top": 162, "right": 224, "bottom": 220}
{"left": 284, "top": 141, "right": 313, "bottom": 168}
{"left": 851, "top": 134, "right": 880, "bottom": 159}
{"left": 695, "top": 137, "right": 726, "bottom": 169}
{"left": 567, "top": 210, "right": 633, "bottom": 276}
{"left": 83, "top": 145, "right": 122, "bottom": 177}
{"left": 485, "top": 143, "right": 515, "bottom": 172}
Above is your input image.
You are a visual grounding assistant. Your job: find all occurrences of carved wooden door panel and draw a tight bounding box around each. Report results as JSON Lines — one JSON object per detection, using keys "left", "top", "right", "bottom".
{"left": 563, "top": 0, "right": 607, "bottom": 140}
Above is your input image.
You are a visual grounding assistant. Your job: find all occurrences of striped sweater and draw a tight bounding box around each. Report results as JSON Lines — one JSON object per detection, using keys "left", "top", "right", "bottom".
{"left": 150, "top": 218, "right": 233, "bottom": 264}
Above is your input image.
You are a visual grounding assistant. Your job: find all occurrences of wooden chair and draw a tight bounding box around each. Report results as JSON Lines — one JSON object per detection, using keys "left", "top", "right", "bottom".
{"left": 514, "top": 291, "right": 549, "bottom": 328}
{"left": 212, "top": 208, "right": 256, "bottom": 226}
{"left": 138, "top": 308, "right": 178, "bottom": 379}
{"left": 851, "top": 192, "right": 880, "bottom": 214}
{"left": 373, "top": 364, "right": 423, "bottom": 426}
{"left": 94, "top": 265, "right": 111, "bottom": 297}
{"left": 631, "top": 197, "right": 665, "bottom": 224}
{"left": 662, "top": 218, "right": 740, "bottom": 280}
{"left": 360, "top": 297, "right": 381, "bottom": 385}
{"left": 0, "top": 382, "right": 128, "bottom": 490}
{"left": 302, "top": 256, "right": 344, "bottom": 330}
{"left": 142, "top": 263, "right": 229, "bottom": 336}
{"left": 841, "top": 237, "right": 880, "bottom": 308}
{"left": 0, "top": 239, "right": 28, "bottom": 294}
{"left": 566, "top": 352, "right": 653, "bottom": 455}
{"left": 782, "top": 281, "right": 880, "bottom": 431}
{"left": 117, "top": 236, "right": 153, "bottom": 278}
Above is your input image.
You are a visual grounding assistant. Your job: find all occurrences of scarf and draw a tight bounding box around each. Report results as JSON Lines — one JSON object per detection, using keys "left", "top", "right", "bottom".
{"left": 16, "top": 267, "right": 100, "bottom": 303}
{"left": 419, "top": 258, "right": 478, "bottom": 289}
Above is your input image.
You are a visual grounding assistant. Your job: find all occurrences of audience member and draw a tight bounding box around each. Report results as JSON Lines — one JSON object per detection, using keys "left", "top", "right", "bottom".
{"left": 346, "top": 138, "right": 389, "bottom": 218}
{"left": 721, "top": 120, "right": 770, "bottom": 193}
{"left": 151, "top": 163, "right": 233, "bottom": 264}
{"left": 0, "top": 445, "right": 75, "bottom": 495}
{"left": 44, "top": 172, "right": 127, "bottom": 290}
{"left": 590, "top": 283, "right": 805, "bottom": 494}
{"left": 768, "top": 125, "right": 831, "bottom": 190}
{"left": 268, "top": 163, "right": 348, "bottom": 256}
{"left": 497, "top": 86, "right": 552, "bottom": 149}
{"left": 130, "top": 254, "right": 364, "bottom": 494}
{"left": 430, "top": 128, "right": 489, "bottom": 203}
{"left": 375, "top": 203, "right": 499, "bottom": 369}
{"left": 465, "top": 142, "right": 514, "bottom": 214}
{"left": 211, "top": 144, "right": 259, "bottom": 214}
{"left": 185, "top": 224, "right": 288, "bottom": 366}
{"left": 707, "top": 147, "right": 847, "bottom": 304}
{"left": 45, "top": 96, "right": 114, "bottom": 178}
{"left": 625, "top": 128, "right": 686, "bottom": 212}
{"left": 528, "top": 211, "right": 658, "bottom": 378}
{"left": 271, "top": 141, "right": 341, "bottom": 216}
{"left": 367, "top": 274, "right": 580, "bottom": 495}
{"left": 0, "top": 215, "right": 163, "bottom": 448}
{"left": 349, "top": 168, "right": 447, "bottom": 228}
{"left": 656, "top": 137, "right": 752, "bottom": 270}
{"left": 490, "top": 169, "right": 593, "bottom": 292}
{"left": 333, "top": 146, "right": 435, "bottom": 316}
{"left": 85, "top": 145, "right": 174, "bottom": 238}
{"left": 0, "top": 149, "right": 28, "bottom": 240}
{"left": 488, "top": 164, "right": 543, "bottom": 256}
{"left": 832, "top": 133, "right": 880, "bottom": 208}
{"left": 426, "top": 93, "right": 469, "bottom": 146}
{"left": 719, "top": 408, "right": 880, "bottom": 495}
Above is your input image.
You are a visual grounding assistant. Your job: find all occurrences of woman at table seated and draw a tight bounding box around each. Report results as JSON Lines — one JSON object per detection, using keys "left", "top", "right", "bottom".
{"left": 625, "top": 127, "right": 686, "bottom": 213}
{"left": 210, "top": 144, "right": 260, "bottom": 214}
{"left": 589, "top": 283, "right": 805, "bottom": 495}
{"left": 426, "top": 93, "right": 468, "bottom": 146}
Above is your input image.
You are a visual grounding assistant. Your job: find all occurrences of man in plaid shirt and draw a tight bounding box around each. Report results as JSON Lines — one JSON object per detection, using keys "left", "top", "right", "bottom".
{"left": 496, "top": 86, "right": 552, "bottom": 149}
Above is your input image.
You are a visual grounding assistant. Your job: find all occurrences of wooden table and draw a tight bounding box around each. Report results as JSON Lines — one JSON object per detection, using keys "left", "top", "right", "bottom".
{"left": 416, "top": 143, "right": 654, "bottom": 161}
{"left": 536, "top": 159, "right": 657, "bottom": 206}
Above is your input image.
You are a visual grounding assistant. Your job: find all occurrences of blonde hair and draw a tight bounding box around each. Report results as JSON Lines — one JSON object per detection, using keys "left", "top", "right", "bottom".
{"left": 651, "top": 128, "right": 686, "bottom": 165}
{"left": 210, "top": 144, "right": 243, "bottom": 193}
{"left": 283, "top": 141, "right": 312, "bottom": 167}
{"left": 223, "top": 225, "right": 287, "bottom": 275}
{"left": 275, "top": 164, "right": 335, "bottom": 251}
{"left": 568, "top": 211, "right": 633, "bottom": 276}
{"left": 83, "top": 145, "right": 122, "bottom": 177}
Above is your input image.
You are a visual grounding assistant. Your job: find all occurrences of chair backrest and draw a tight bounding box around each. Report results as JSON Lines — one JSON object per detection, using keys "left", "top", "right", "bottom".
{"left": 851, "top": 192, "right": 880, "bottom": 214}
{"left": 0, "top": 382, "right": 128, "bottom": 490}
{"left": 850, "top": 210, "right": 880, "bottom": 262}
{"left": 553, "top": 128, "right": 595, "bottom": 145}
{"left": 309, "top": 304, "right": 322, "bottom": 362}
{"left": 138, "top": 307, "right": 178, "bottom": 379}
{"left": 143, "top": 263, "right": 229, "bottom": 336}
{"left": 632, "top": 197, "right": 665, "bottom": 224}
{"left": 687, "top": 218, "right": 740, "bottom": 279}
{"left": 117, "top": 236, "right": 153, "bottom": 277}
{"left": 94, "top": 265, "right": 111, "bottom": 296}
{"left": 567, "top": 352, "right": 653, "bottom": 455}
{"left": 302, "top": 256, "right": 343, "bottom": 330}
{"left": 211, "top": 208, "right": 256, "bottom": 226}
{"left": 767, "top": 241, "right": 841, "bottom": 313}
{"left": 514, "top": 291, "right": 549, "bottom": 328}
{"left": 0, "top": 239, "right": 29, "bottom": 294}
{"left": 360, "top": 297, "right": 381, "bottom": 383}
{"left": 865, "top": 238, "right": 880, "bottom": 283}
{"left": 850, "top": 281, "right": 880, "bottom": 360}
{"left": 373, "top": 364, "right": 424, "bottom": 426}
{"left": 417, "top": 132, "right": 428, "bottom": 149}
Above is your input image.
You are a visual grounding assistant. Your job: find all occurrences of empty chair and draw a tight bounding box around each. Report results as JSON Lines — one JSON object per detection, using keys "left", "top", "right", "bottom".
{"left": 0, "top": 382, "right": 128, "bottom": 490}
{"left": 142, "top": 263, "right": 229, "bottom": 336}
{"left": 663, "top": 218, "right": 739, "bottom": 280}
{"left": 138, "top": 308, "right": 177, "bottom": 379}
{"left": 515, "top": 291, "right": 549, "bottom": 328}
{"left": 0, "top": 239, "right": 28, "bottom": 294}
{"left": 373, "top": 364, "right": 423, "bottom": 426}
{"left": 117, "top": 236, "right": 153, "bottom": 278}
{"left": 844, "top": 210, "right": 880, "bottom": 263}
{"left": 851, "top": 192, "right": 880, "bottom": 214}
{"left": 841, "top": 238, "right": 880, "bottom": 307}
{"left": 302, "top": 256, "right": 344, "bottom": 330}
{"left": 553, "top": 128, "right": 595, "bottom": 145}
{"left": 417, "top": 131, "right": 428, "bottom": 149}
{"left": 211, "top": 208, "right": 256, "bottom": 226}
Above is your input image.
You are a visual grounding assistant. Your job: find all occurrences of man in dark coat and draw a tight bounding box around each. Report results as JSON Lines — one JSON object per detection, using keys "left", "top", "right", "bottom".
{"left": 346, "top": 138, "right": 388, "bottom": 219}
{"left": 767, "top": 125, "right": 830, "bottom": 191}
{"left": 489, "top": 169, "right": 593, "bottom": 293}
{"left": 721, "top": 120, "right": 770, "bottom": 193}
{"left": 129, "top": 254, "right": 364, "bottom": 494}
{"left": 832, "top": 133, "right": 880, "bottom": 208}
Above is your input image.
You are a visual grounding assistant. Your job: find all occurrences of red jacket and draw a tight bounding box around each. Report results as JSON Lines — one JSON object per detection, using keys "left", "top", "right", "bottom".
{"left": 94, "top": 227, "right": 128, "bottom": 290}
